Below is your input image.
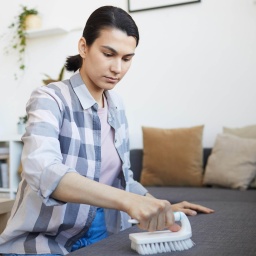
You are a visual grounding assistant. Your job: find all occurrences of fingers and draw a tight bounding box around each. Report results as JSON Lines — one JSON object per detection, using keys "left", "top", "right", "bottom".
{"left": 165, "top": 210, "right": 181, "bottom": 232}
{"left": 155, "top": 211, "right": 166, "bottom": 231}
{"left": 134, "top": 199, "right": 176, "bottom": 232}
{"left": 138, "top": 209, "right": 180, "bottom": 232}
{"left": 169, "top": 223, "right": 181, "bottom": 232}
{"left": 176, "top": 208, "right": 198, "bottom": 216}
{"left": 171, "top": 201, "right": 215, "bottom": 215}
{"left": 182, "top": 201, "right": 214, "bottom": 213}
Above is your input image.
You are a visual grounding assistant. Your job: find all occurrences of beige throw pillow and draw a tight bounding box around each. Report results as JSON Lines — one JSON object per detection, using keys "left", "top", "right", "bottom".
{"left": 250, "top": 178, "right": 256, "bottom": 188}
{"left": 140, "top": 125, "right": 204, "bottom": 187}
{"left": 223, "top": 124, "right": 256, "bottom": 188}
{"left": 223, "top": 124, "right": 256, "bottom": 139}
{"left": 203, "top": 133, "right": 256, "bottom": 190}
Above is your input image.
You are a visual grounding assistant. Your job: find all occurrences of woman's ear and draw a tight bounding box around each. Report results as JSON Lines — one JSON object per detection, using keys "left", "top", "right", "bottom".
{"left": 78, "top": 37, "right": 87, "bottom": 58}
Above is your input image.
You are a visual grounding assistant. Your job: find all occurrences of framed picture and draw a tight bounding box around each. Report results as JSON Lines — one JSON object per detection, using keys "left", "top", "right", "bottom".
{"left": 128, "top": 0, "right": 201, "bottom": 13}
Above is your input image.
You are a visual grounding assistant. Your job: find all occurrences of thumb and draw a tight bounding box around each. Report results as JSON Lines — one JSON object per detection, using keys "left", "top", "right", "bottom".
{"left": 168, "top": 223, "right": 181, "bottom": 232}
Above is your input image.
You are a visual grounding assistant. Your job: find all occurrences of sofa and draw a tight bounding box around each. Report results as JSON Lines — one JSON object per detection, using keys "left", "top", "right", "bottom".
{"left": 68, "top": 147, "right": 256, "bottom": 256}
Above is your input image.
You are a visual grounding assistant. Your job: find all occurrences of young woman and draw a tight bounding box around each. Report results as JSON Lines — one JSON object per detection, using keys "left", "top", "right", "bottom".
{"left": 0, "top": 5, "right": 213, "bottom": 255}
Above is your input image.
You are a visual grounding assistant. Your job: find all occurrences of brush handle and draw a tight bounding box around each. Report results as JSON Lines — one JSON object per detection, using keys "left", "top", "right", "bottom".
{"left": 128, "top": 211, "right": 184, "bottom": 224}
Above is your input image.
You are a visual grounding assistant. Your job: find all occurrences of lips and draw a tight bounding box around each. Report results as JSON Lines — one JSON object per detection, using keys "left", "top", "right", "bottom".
{"left": 104, "top": 76, "right": 119, "bottom": 83}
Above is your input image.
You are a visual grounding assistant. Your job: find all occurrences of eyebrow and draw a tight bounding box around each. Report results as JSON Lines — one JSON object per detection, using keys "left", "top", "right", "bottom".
{"left": 101, "top": 45, "right": 135, "bottom": 57}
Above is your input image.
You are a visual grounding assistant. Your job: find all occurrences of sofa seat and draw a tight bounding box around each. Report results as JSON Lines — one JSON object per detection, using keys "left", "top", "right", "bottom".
{"left": 146, "top": 186, "right": 256, "bottom": 203}
{"left": 67, "top": 148, "right": 256, "bottom": 256}
{"left": 68, "top": 187, "right": 256, "bottom": 256}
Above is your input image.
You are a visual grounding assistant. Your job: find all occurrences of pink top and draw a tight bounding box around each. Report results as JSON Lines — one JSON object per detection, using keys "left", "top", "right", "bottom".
{"left": 98, "top": 96, "right": 122, "bottom": 186}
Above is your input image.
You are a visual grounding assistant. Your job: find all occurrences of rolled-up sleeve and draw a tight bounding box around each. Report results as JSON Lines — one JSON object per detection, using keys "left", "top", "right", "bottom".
{"left": 127, "top": 169, "right": 148, "bottom": 196}
{"left": 21, "top": 86, "right": 77, "bottom": 206}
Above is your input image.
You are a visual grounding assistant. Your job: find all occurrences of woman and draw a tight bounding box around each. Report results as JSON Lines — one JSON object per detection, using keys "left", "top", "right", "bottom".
{"left": 0, "top": 5, "right": 213, "bottom": 255}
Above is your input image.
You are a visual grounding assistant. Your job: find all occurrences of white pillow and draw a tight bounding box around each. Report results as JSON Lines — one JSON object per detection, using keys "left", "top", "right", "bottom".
{"left": 223, "top": 124, "right": 256, "bottom": 139}
{"left": 203, "top": 133, "right": 256, "bottom": 190}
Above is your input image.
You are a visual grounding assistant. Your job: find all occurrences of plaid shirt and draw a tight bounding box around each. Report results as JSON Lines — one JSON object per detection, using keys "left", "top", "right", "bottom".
{"left": 0, "top": 72, "right": 147, "bottom": 255}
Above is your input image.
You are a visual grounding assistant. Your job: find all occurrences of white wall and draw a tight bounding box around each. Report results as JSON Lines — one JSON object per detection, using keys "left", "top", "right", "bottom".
{"left": 0, "top": 0, "right": 256, "bottom": 149}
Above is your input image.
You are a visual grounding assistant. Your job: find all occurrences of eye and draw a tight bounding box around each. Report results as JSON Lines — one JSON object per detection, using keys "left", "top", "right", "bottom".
{"left": 123, "top": 57, "right": 132, "bottom": 62}
{"left": 103, "top": 52, "right": 113, "bottom": 57}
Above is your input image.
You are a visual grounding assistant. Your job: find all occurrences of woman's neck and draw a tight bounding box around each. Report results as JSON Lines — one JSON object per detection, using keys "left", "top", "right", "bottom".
{"left": 97, "top": 94, "right": 104, "bottom": 108}
{"left": 79, "top": 70, "right": 104, "bottom": 108}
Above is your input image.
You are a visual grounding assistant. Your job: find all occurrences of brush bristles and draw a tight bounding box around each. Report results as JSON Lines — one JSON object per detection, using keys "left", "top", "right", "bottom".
{"left": 133, "top": 238, "right": 195, "bottom": 255}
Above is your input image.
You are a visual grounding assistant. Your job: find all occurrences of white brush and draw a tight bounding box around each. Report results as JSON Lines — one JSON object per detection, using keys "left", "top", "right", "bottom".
{"left": 128, "top": 212, "right": 195, "bottom": 255}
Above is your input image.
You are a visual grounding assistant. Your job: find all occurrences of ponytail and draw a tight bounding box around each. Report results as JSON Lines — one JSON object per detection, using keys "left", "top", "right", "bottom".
{"left": 65, "top": 54, "right": 82, "bottom": 72}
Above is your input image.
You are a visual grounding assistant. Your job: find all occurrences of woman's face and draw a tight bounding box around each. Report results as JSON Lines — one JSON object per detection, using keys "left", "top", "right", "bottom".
{"left": 79, "top": 28, "right": 137, "bottom": 95}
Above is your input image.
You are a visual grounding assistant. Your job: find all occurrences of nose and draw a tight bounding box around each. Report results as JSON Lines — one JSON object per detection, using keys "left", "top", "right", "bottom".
{"left": 110, "top": 58, "right": 122, "bottom": 74}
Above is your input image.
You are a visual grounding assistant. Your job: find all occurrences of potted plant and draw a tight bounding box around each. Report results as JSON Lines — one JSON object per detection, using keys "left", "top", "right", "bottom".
{"left": 6, "top": 5, "right": 41, "bottom": 79}
{"left": 42, "top": 65, "right": 66, "bottom": 85}
{"left": 17, "top": 115, "right": 28, "bottom": 135}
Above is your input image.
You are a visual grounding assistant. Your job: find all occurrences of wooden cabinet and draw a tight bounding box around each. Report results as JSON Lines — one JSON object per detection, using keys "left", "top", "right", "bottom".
{"left": 0, "top": 198, "right": 15, "bottom": 233}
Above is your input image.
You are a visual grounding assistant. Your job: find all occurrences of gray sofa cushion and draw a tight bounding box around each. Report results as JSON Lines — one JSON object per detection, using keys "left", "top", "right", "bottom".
{"left": 68, "top": 188, "right": 256, "bottom": 256}
{"left": 146, "top": 186, "right": 256, "bottom": 203}
{"left": 67, "top": 149, "right": 256, "bottom": 256}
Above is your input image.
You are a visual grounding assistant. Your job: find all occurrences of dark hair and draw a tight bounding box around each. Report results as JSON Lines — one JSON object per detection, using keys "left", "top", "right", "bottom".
{"left": 65, "top": 6, "right": 139, "bottom": 72}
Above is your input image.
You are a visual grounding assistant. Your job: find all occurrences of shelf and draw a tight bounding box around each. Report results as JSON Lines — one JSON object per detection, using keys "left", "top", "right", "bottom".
{"left": 0, "top": 139, "right": 23, "bottom": 199}
{"left": 0, "top": 154, "right": 9, "bottom": 160}
{"left": 25, "top": 26, "right": 82, "bottom": 38}
{"left": 0, "top": 188, "right": 10, "bottom": 195}
{"left": 0, "top": 147, "right": 9, "bottom": 154}
{"left": 0, "top": 134, "right": 22, "bottom": 142}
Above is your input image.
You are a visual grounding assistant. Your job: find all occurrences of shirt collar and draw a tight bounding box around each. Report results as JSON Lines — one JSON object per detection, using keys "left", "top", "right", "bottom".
{"left": 70, "top": 71, "right": 118, "bottom": 113}
{"left": 70, "top": 71, "right": 96, "bottom": 110}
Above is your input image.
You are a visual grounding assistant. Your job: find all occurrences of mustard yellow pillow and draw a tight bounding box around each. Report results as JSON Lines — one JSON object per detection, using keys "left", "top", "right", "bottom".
{"left": 140, "top": 125, "right": 204, "bottom": 187}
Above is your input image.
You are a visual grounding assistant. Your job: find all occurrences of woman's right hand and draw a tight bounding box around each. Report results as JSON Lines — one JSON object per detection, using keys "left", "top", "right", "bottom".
{"left": 124, "top": 193, "right": 180, "bottom": 232}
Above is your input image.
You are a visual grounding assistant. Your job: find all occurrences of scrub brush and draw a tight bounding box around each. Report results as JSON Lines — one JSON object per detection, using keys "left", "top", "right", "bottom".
{"left": 128, "top": 212, "right": 195, "bottom": 255}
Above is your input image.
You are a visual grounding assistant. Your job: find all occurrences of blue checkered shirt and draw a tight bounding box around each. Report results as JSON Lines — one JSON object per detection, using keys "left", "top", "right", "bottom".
{"left": 0, "top": 72, "right": 147, "bottom": 255}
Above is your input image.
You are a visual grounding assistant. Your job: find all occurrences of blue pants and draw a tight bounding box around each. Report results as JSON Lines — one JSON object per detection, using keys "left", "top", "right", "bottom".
{"left": 2, "top": 208, "right": 108, "bottom": 255}
{"left": 71, "top": 207, "right": 108, "bottom": 251}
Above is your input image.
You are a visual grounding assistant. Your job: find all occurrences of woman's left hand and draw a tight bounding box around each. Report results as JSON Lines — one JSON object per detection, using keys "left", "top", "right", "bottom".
{"left": 171, "top": 201, "right": 214, "bottom": 216}
{"left": 145, "top": 193, "right": 214, "bottom": 216}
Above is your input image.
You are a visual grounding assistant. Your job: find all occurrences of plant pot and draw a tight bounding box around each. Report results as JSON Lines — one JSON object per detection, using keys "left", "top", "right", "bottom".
{"left": 24, "top": 14, "right": 42, "bottom": 30}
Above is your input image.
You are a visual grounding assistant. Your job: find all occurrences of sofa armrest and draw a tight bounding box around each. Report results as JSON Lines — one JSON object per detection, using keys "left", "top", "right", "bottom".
{"left": 203, "top": 148, "right": 212, "bottom": 169}
{"left": 130, "top": 149, "right": 143, "bottom": 182}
